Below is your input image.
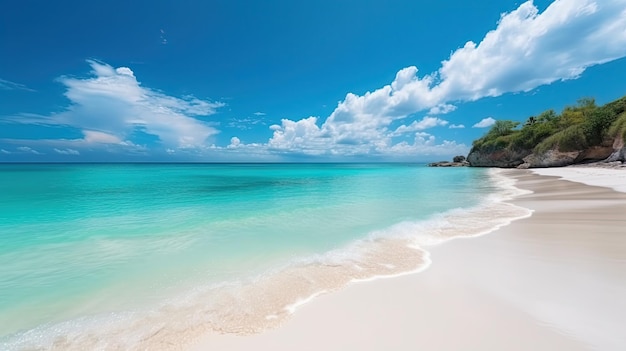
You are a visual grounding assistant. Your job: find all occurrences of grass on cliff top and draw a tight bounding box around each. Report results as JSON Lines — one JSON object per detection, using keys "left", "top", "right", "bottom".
{"left": 472, "top": 95, "right": 626, "bottom": 154}
{"left": 608, "top": 112, "right": 626, "bottom": 141}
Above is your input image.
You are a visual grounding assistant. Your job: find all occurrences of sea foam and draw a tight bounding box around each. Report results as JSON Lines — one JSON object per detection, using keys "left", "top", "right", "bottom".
{"left": 2, "top": 169, "right": 532, "bottom": 351}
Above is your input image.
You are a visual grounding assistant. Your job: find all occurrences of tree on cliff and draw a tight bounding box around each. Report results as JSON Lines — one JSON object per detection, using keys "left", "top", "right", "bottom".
{"left": 467, "top": 95, "right": 626, "bottom": 167}
{"left": 487, "top": 120, "right": 519, "bottom": 138}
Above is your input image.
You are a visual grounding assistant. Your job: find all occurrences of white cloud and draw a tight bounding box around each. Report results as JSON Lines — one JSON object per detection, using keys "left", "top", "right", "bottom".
{"left": 253, "top": 112, "right": 266, "bottom": 116}
{"left": 433, "top": 0, "right": 626, "bottom": 101}
{"left": 4, "top": 1, "right": 625, "bottom": 161}
{"left": 268, "top": 117, "right": 327, "bottom": 154}
{"left": 1, "top": 149, "right": 10, "bottom": 154}
{"left": 0, "top": 134, "right": 148, "bottom": 156}
{"left": 54, "top": 148, "right": 80, "bottom": 155}
{"left": 449, "top": 124, "right": 466, "bottom": 129}
{"left": 2, "top": 61, "right": 220, "bottom": 157}
{"left": 0, "top": 78, "right": 35, "bottom": 92}
{"left": 473, "top": 117, "right": 497, "bottom": 128}
{"left": 82, "top": 130, "right": 123, "bottom": 144}
{"left": 228, "top": 136, "right": 241, "bottom": 148}
{"left": 392, "top": 117, "right": 449, "bottom": 136}
{"left": 44, "top": 60, "right": 223, "bottom": 151}
{"left": 428, "top": 104, "right": 457, "bottom": 115}
{"left": 254, "top": 0, "right": 626, "bottom": 158}
{"left": 327, "top": 0, "right": 626, "bottom": 124}
{"left": 228, "top": 117, "right": 266, "bottom": 130}
{"left": 260, "top": 114, "right": 464, "bottom": 158}
{"left": 387, "top": 133, "right": 469, "bottom": 157}
{"left": 17, "top": 146, "right": 42, "bottom": 155}
{"left": 160, "top": 29, "right": 167, "bottom": 45}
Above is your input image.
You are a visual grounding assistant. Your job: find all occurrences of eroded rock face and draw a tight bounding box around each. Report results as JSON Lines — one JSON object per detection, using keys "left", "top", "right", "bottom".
{"left": 467, "top": 136, "right": 626, "bottom": 168}
{"left": 520, "top": 150, "right": 581, "bottom": 168}
{"left": 605, "top": 138, "right": 626, "bottom": 163}
{"left": 521, "top": 141, "right": 622, "bottom": 168}
{"left": 466, "top": 148, "right": 530, "bottom": 168}
{"left": 576, "top": 145, "right": 615, "bottom": 163}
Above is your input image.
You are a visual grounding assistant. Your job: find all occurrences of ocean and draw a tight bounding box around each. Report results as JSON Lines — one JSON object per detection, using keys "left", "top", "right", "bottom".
{"left": 0, "top": 163, "right": 529, "bottom": 350}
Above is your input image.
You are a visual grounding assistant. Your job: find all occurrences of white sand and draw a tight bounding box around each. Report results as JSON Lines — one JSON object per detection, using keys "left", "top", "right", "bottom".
{"left": 533, "top": 166, "right": 626, "bottom": 193}
{"left": 192, "top": 169, "right": 626, "bottom": 351}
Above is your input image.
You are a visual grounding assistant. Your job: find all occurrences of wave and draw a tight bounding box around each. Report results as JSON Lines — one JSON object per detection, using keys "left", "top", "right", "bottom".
{"left": 2, "top": 169, "right": 532, "bottom": 350}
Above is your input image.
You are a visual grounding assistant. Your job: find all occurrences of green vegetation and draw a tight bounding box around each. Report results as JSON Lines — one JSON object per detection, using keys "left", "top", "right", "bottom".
{"left": 472, "top": 95, "right": 626, "bottom": 154}
{"left": 608, "top": 112, "right": 626, "bottom": 140}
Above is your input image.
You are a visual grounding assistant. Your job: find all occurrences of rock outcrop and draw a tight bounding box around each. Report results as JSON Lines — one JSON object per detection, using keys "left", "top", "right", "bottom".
{"left": 466, "top": 147, "right": 531, "bottom": 168}
{"left": 518, "top": 141, "right": 617, "bottom": 168}
{"left": 466, "top": 94, "right": 626, "bottom": 168}
{"left": 518, "top": 150, "right": 581, "bottom": 168}
{"left": 467, "top": 137, "right": 625, "bottom": 168}
{"left": 604, "top": 138, "right": 626, "bottom": 163}
{"left": 428, "top": 161, "right": 469, "bottom": 167}
{"left": 428, "top": 155, "right": 469, "bottom": 167}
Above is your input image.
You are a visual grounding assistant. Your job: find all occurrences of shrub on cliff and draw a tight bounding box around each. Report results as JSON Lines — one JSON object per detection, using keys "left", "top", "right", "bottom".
{"left": 472, "top": 120, "right": 519, "bottom": 150}
{"left": 535, "top": 124, "right": 588, "bottom": 154}
{"left": 583, "top": 97, "right": 625, "bottom": 144}
{"left": 469, "top": 95, "right": 626, "bottom": 166}
{"left": 608, "top": 112, "right": 626, "bottom": 140}
{"left": 511, "top": 110, "right": 559, "bottom": 150}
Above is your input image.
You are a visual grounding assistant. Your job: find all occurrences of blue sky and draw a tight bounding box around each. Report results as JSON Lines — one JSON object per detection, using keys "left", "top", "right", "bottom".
{"left": 1, "top": 0, "right": 626, "bottom": 162}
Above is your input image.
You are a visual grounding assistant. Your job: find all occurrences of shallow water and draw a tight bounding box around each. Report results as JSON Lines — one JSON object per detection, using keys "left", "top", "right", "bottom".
{"left": 0, "top": 163, "right": 527, "bottom": 349}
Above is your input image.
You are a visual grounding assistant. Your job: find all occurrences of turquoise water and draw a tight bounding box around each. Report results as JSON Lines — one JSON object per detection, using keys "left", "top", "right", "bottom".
{"left": 0, "top": 163, "right": 500, "bottom": 347}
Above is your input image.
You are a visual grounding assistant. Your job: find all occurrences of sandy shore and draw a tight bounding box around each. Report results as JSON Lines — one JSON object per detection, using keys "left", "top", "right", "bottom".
{"left": 192, "top": 168, "right": 626, "bottom": 351}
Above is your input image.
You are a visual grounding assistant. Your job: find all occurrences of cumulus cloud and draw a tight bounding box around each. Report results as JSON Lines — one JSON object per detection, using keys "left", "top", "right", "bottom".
{"left": 449, "top": 124, "right": 465, "bottom": 129}
{"left": 261, "top": 114, "right": 463, "bottom": 158}
{"left": 253, "top": 0, "right": 626, "bottom": 158}
{"left": 8, "top": 60, "right": 224, "bottom": 154}
{"left": 428, "top": 104, "right": 457, "bottom": 115}
{"left": 82, "top": 130, "right": 123, "bottom": 144}
{"left": 54, "top": 148, "right": 80, "bottom": 155}
{"left": 58, "top": 60, "right": 223, "bottom": 148}
{"left": 228, "top": 136, "right": 241, "bottom": 148}
{"left": 5, "top": 0, "right": 625, "bottom": 161}
{"left": 391, "top": 117, "right": 449, "bottom": 136}
{"left": 473, "top": 117, "right": 497, "bottom": 128}
{"left": 328, "top": 0, "right": 626, "bottom": 123}
{"left": 268, "top": 117, "right": 327, "bottom": 154}
{"left": 386, "top": 133, "right": 469, "bottom": 157}
{"left": 434, "top": 0, "right": 626, "bottom": 101}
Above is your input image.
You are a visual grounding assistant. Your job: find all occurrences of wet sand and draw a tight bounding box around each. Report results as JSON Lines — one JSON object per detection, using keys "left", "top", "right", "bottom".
{"left": 193, "top": 169, "right": 626, "bottom": 351}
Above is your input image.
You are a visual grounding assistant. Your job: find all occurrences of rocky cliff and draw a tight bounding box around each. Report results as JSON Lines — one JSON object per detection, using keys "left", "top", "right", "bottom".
{"left": 605, "top": 138, "right": 626, "bottom": 163}
{"left": 466, "top": 95, "right": 626, "bottom": 168}
{"left": 467, "top": 137, "right": 625, "bottom": 168}
{"left": 466, "top": 147, "right": 530, "bottom": 168}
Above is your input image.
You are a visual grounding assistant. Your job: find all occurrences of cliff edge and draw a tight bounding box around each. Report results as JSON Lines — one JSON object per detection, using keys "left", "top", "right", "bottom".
{"left": 467, "top": 96, "right": 626, "bottom": 168}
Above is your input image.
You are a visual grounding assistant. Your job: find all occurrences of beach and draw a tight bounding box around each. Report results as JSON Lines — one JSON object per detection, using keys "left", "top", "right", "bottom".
{"left": 2, "top": 164, "right": 625, "bottom": 350}
{"left": 0, "top": 164, "right": 508, "bottom": 350}
{"left": 194, "top": 167, "right": 626, "bottom": 351}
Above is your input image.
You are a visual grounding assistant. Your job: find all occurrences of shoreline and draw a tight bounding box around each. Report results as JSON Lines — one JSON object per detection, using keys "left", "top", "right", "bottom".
{"left": 194, "top": 168, "right": 626, "bottom": 351}
{"left": 4, "top": 166, "right": 625, "bottom": 350}
{"left": 2, "top": 167, "right": 526, "bottom": 350}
